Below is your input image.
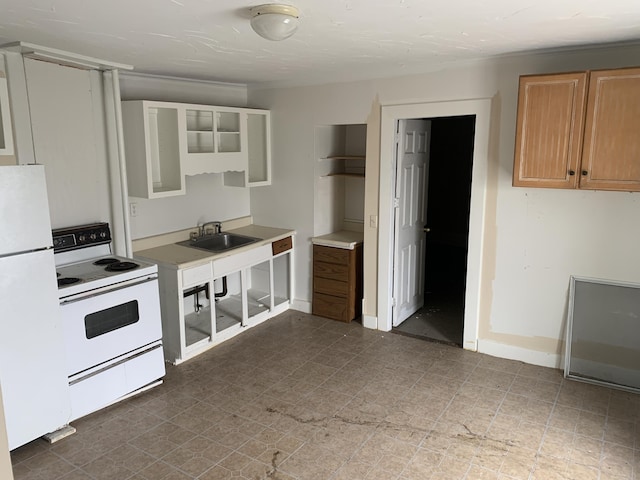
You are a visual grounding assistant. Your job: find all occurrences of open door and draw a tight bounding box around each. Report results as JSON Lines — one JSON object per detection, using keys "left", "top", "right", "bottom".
{"left": 392, "top": 119, "right": 431, "bottom": 327}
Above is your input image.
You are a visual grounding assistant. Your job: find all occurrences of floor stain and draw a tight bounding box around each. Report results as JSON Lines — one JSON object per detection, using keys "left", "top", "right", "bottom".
{"left": 266, "top": 406, "right": 518, "bottom": 464}
{"left": 266, "top": 406, "right": 432, "bottom": 435}
{"left": 459, "top": 423, "right": 516, "bottom": 449}
{"left": 265, "top": 450, "right": 281, "bottom": 479}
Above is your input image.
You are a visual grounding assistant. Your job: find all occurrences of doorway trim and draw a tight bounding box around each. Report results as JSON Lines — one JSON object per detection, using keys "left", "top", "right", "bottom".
{"left": 378, "top": 98, "right": 492, "bottom": 351}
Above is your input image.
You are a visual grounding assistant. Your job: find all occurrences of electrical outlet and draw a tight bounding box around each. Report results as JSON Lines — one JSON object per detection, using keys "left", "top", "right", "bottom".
{"left": 129, "top": 202, "right": 138, "bottom": 217}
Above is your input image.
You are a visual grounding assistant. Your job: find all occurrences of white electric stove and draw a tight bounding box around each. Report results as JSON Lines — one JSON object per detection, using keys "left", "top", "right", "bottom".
{"left": 52, "top": 223, "right": 165, "bottom": 421}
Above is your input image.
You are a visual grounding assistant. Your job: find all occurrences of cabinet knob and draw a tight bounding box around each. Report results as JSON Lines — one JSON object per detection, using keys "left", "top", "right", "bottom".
{"left": 582, "top": 170, "right": 588, "bottom": 176}
{"left": 569, "top": 170, "right": 575, "bottom": 176}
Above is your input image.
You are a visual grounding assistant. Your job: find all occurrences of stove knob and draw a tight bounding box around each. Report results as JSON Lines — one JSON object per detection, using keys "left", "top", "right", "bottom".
{"left": 100, "top": 231, "right": 107, "bottom": 239}
{"left": 90, "top": 233, "right": 97, "bottom": 241}
{"left": 78, "top": 234, "right": 86, "bottom": 243}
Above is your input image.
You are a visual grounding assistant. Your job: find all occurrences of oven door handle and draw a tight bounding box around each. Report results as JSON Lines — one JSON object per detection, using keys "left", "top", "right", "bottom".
{"left": 59, "top": 275, "right": 158, "bottom": 305}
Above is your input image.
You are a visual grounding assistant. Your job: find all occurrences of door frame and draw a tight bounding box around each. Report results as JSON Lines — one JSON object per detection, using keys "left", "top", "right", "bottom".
{"left": 378, "top": 98, "right": 492, "bottom": 351}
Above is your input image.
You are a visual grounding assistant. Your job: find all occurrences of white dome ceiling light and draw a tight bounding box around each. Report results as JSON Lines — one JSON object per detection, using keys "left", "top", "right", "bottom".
{"left": 250, "top": 4, "right": 300, "bottom": 41}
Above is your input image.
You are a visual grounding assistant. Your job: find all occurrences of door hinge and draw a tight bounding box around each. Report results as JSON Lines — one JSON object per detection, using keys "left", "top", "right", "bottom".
{"left": 393, "top": 197, "right": 400, "bottom": 209}
{"left": 395, "top": 132, "right": 400, "bottom": 144}
{"left": 391, "top": 297, "right": 397, "bottom": 307}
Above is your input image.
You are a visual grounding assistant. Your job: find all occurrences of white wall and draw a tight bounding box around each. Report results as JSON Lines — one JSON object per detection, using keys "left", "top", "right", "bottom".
{"left": 119, "top": 73, "right": 252, "bottom": 239}
{"left": 127, "top": 173, "right": 250, "bottom": 239}
{"left": 249, "top": 44, "right": 640, "bottom": 367}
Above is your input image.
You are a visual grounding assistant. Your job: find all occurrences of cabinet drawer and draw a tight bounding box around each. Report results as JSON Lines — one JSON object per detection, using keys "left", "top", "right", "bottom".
{"left": 314, "top": 277, "right": 349, "bottom": 297}
{"left": 272, "top": 236, "right": 292, "bottom": 255}
{"left": 313, "top": 245, "right": 349, "bottom": 265}
{"left": 182, "top": 263, "right": 211, "bottom": 288}
{"left": 312, "top": 293, "right": 349, "bottom": 322}
{"left": 313, "top": 261, "right": 349, "bottom": 281}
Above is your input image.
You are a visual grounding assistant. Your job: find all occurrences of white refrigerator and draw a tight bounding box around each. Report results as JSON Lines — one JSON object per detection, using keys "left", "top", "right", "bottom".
{"left": 0, "top": 165, "right": 71, "bottom": 450}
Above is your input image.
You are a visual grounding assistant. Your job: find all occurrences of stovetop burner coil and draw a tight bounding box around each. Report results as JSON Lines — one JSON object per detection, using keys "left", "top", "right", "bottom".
{"left": 58, "top": 277, "right": 81, "bottom": 287}
{"left": 105, "top": 261, "right": 139, "bottom": 272}
{"left": 93, "top": 258, "right": 120, "bottom": 266}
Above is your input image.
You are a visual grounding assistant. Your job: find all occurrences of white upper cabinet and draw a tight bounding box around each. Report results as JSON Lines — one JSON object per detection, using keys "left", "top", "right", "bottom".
{"left": 122, "top": 100, "right": 271, "bottom": 197}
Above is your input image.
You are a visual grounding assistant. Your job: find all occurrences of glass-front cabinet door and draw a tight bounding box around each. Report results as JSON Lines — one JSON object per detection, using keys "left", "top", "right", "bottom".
{"left": 0, "top": 70, "right": 15, "bottom": 159}
{"left": 223, "top": 109, "right": 271, "bottom": 188}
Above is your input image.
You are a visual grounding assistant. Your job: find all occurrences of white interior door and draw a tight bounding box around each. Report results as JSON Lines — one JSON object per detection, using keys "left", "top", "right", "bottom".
{"left": 392, "top": 119, "right": 431, "bottom": 327}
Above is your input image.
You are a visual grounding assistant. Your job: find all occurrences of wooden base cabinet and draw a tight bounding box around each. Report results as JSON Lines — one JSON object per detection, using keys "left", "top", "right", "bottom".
{"left": 513, "top": 67, "right": 640, "bottom": 191}
{"left": 312, "top": 244, "right": 362, "bottom": 322}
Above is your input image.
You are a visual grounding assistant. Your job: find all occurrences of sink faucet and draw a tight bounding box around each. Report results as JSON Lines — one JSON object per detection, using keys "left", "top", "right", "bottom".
{"left": 199, "top": 221, "right": 222, "bottom": 236}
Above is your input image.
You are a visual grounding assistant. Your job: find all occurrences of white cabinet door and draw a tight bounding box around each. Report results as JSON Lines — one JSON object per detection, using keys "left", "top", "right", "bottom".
{"left": 122, "top": 101, "right": 185, "bottom": 199}
{"left": 223, "top": 109, "right": 271, "bottom": 187}
{"left": 0, "top": 73, "right": 14, "bottom": 157}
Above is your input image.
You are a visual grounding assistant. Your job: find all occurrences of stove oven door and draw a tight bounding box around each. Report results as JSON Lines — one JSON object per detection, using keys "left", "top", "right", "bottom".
{"left": 60, "top": 277, "right": 162, "bottom": 376}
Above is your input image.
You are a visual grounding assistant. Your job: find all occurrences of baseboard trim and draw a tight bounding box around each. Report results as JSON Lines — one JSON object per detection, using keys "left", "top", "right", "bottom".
{"left": 362, "top": 314, "right": 378, "bottom": 330}
{"left": 292, "top": 299, "right": 311, "bottom": 314}
{"left": 477, "top": 339, "right": 561, "bottom": 369}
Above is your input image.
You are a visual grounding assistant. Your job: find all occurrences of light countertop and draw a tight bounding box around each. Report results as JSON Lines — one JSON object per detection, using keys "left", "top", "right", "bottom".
{"left": 134, "top": 225, "right": 295, "bottom": 269}
{"left": 311, "top": 230, "right": 364, "bottom": 250}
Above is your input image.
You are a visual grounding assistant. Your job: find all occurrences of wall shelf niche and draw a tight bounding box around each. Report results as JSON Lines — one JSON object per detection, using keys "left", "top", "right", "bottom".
{"left": 319, "top": 154, "right": 366, "bottom": 178}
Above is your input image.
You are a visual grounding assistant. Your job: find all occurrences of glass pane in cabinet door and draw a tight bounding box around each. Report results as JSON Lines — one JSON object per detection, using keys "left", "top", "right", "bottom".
{"left": 217, "top": 111, "right": 241, "bottom": 153}
{"left": 217, "top": 111, "right": 240, "bottom": 132}
{"left": 186, "top": 109, "right": 215, "bottom": 154}
{"left": 218, "top": 132, "right": 241, "bottom": 153}
{"left": 147, "top": 107, "right": 182, "bottom": 194}
{"left": 248, "top": 113, "right": 268, "bottom": 182}
{"left": 0, "top": 102, "right": 5, "bottom": 150}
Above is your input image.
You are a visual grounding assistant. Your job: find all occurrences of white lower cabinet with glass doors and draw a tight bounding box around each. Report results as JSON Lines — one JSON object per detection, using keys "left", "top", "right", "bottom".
{"left": 157, "top": 237, "right": 293, "bottom": 364}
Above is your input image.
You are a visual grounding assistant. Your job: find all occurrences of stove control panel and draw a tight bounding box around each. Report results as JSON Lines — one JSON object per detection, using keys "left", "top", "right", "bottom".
{"left": 52, "top": 223, "right": 112, "bottom": 252}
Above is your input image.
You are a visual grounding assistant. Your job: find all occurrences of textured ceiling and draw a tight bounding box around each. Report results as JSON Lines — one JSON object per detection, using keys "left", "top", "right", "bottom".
{"left": 1, "top": 0, "right": 640, "bottom": 87}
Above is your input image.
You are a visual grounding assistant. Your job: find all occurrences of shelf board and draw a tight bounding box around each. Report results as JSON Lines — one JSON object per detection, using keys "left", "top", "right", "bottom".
{"left": 184, "top": 309, "right": 212, "bottom": 348}
{"left": 322, "top": 172, "right": 365, "bottom": 178}
{"left": 247, "top": 289, "right": 270, "bottom": 318}
{"left": 215, "top": 295, "right": 243, "bottom": 330}
{"left": 323, "top": 155, "right": 366, "bottom": 161}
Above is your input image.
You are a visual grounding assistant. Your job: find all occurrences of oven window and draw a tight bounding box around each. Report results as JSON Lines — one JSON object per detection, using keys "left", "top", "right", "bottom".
{"left": 84, "top": 301, "right": 140, "bottom": 339}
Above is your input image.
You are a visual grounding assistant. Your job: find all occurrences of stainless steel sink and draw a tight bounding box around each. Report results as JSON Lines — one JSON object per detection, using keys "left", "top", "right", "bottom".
{"left": 177, "top": 232, "right": 260, "bottom": 253}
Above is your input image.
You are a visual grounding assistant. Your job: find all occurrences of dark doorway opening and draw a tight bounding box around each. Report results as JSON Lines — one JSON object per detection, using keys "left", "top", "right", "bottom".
{"left": 393, "top": 115, "right": 475, "bottom": 346}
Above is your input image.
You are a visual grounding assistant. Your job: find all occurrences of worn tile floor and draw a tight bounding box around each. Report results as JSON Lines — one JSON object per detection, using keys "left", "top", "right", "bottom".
{"left": 11, "top": 310, "right": 640, "bottom": 479}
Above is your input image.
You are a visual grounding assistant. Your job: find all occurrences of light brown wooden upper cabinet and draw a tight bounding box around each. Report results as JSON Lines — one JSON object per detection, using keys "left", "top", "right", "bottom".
{"left": 513, "top": 67, "right": 640, "bottom": 191}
